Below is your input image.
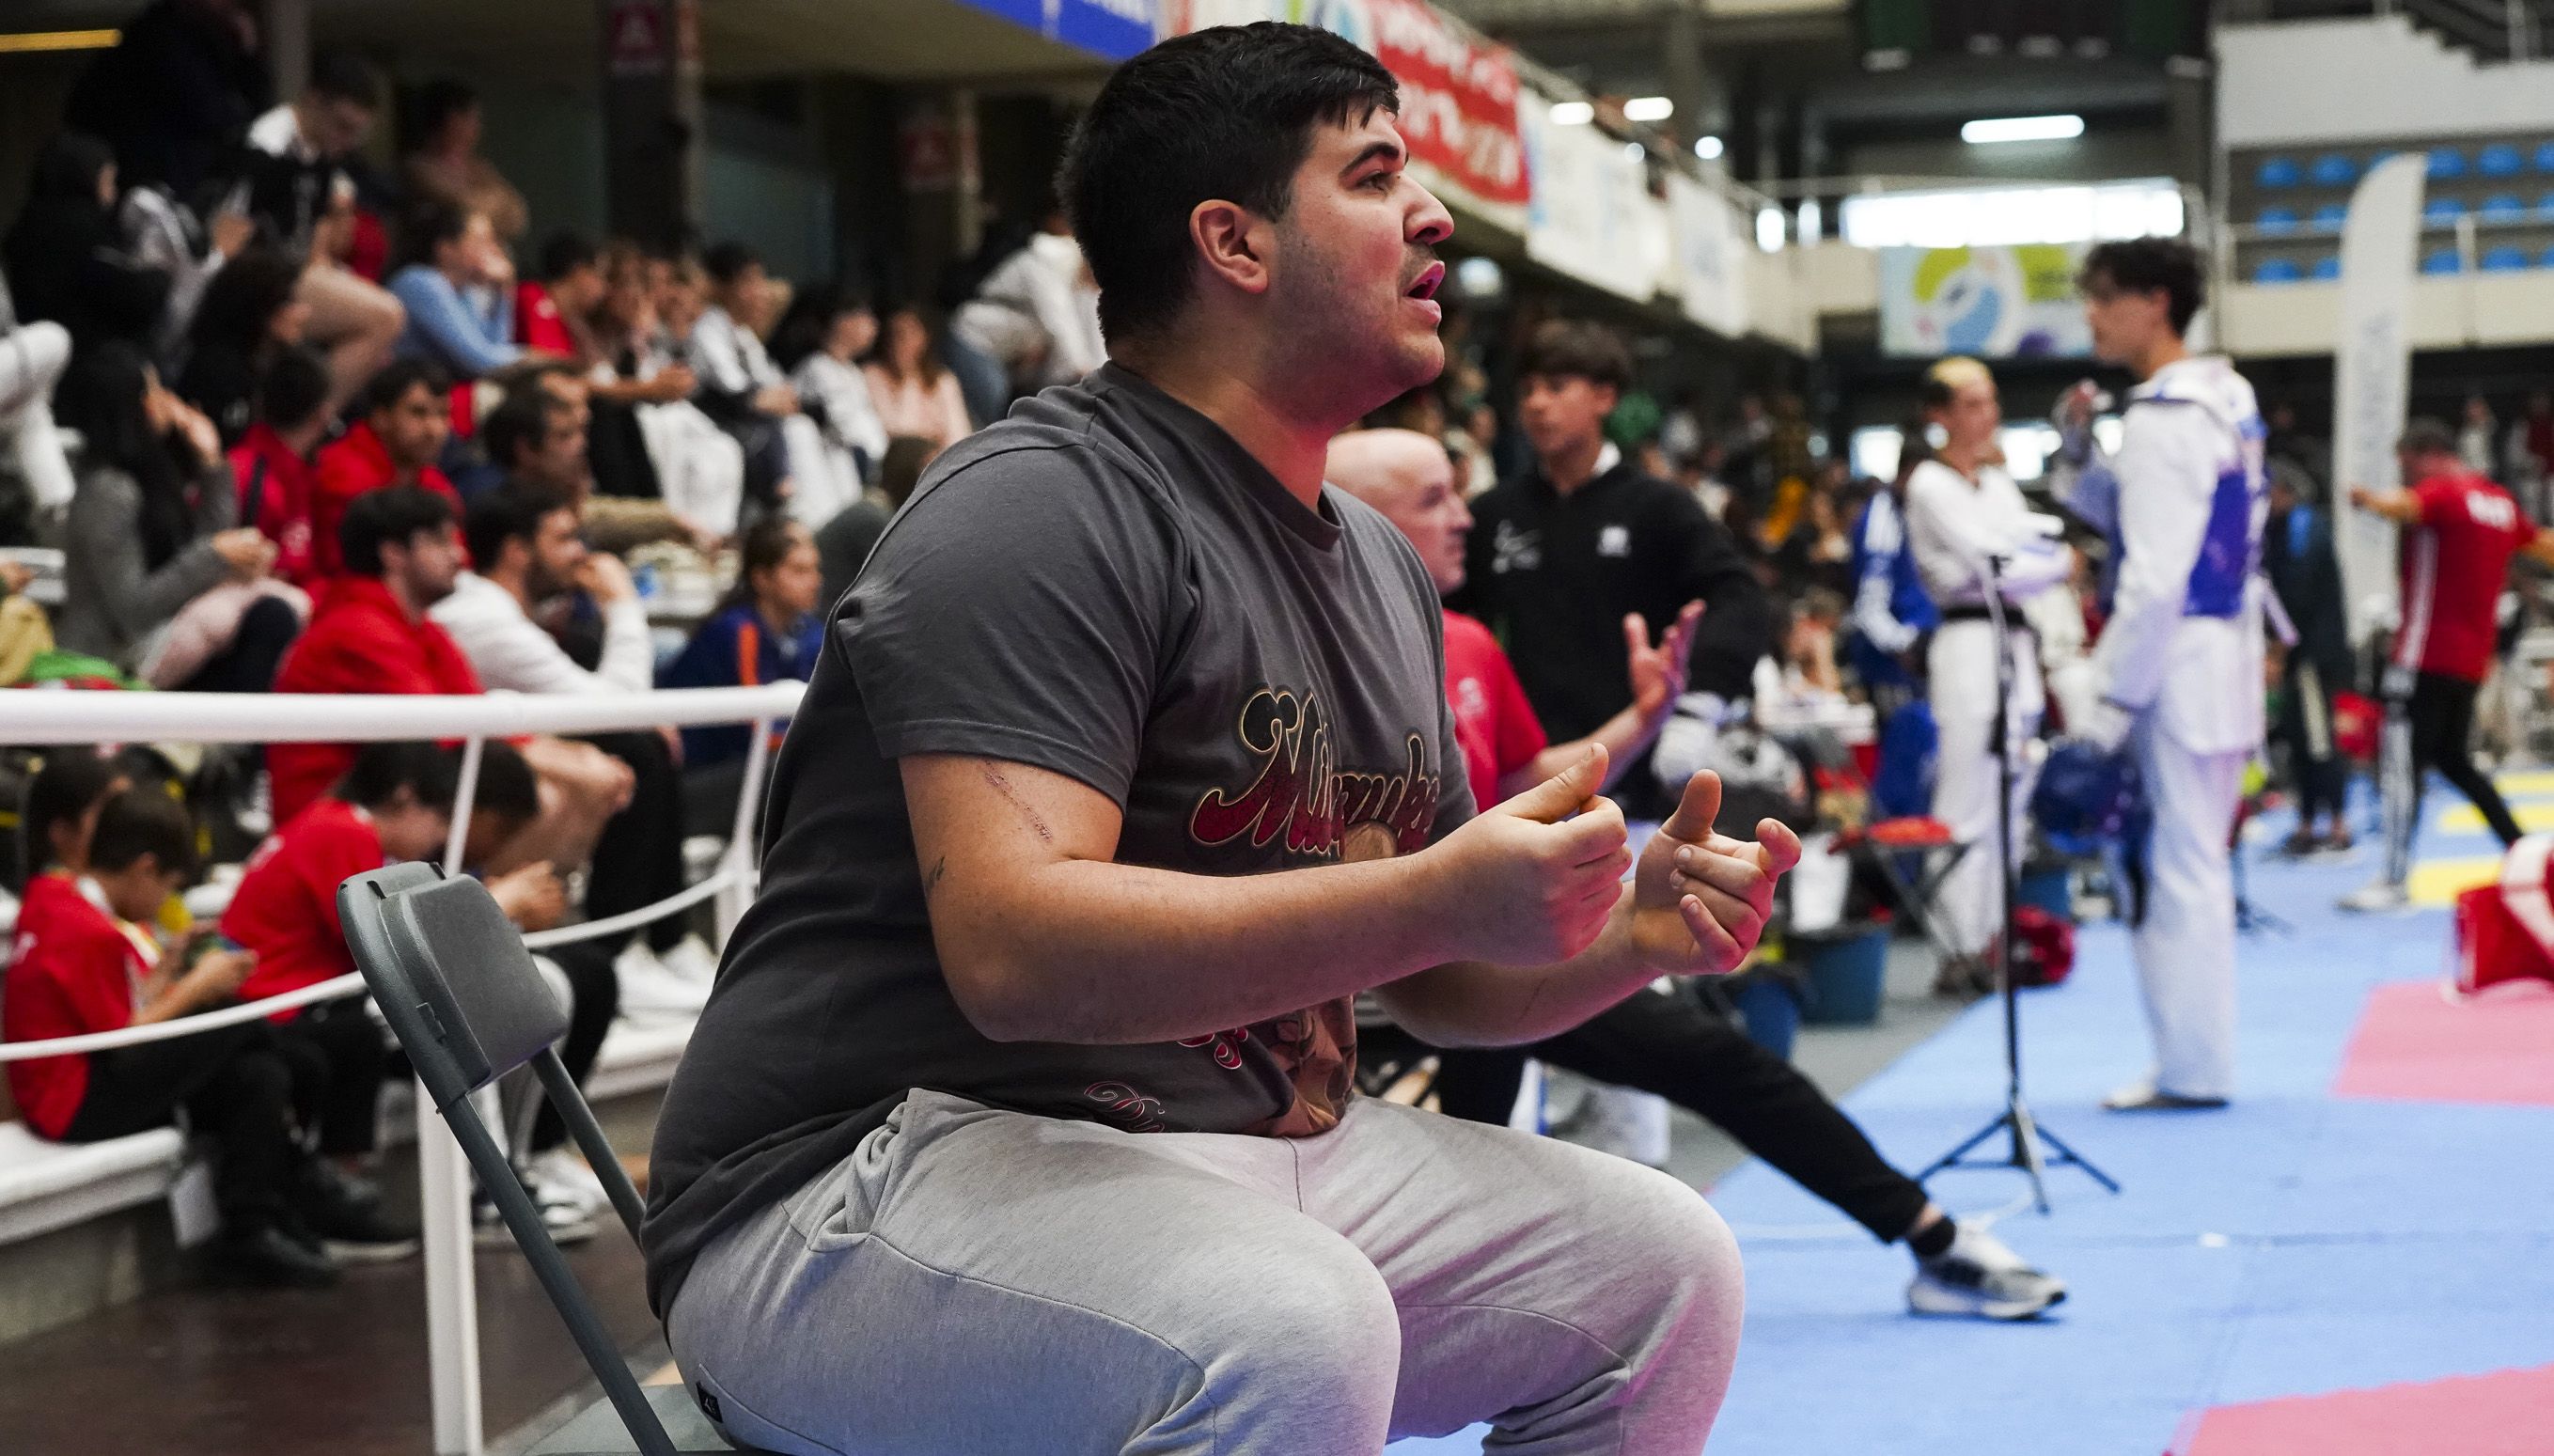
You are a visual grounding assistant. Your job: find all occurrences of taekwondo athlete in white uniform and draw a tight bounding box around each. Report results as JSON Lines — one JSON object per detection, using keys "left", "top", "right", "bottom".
{"left": 2059, "top": 239, "right": 2268, "bottom": 1113}
{"left": 1902, "top": 357, "right": 2073, "bottom": 994}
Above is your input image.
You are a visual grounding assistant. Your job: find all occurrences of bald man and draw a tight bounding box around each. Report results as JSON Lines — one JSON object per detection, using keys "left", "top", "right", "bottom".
{"left": 1330, "top": 428, "right": 2069, "bottom": 1323}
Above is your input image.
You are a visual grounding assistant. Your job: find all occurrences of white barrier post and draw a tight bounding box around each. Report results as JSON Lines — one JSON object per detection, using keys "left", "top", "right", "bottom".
{"left": 714, "top": 717, "right": 775, "bottom": 942}
{"left": 424, "top": 736, "right": 487, "bottom": 1456}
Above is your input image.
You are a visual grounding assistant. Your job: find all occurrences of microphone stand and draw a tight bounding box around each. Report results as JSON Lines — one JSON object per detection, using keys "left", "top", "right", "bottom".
{"left": 1915, "top": 552, "right": 2119, "bottom": 1212}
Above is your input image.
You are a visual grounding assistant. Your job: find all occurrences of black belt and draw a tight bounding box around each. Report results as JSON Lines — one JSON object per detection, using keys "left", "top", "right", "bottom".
{"left": 1939, "top": 604, "right": 2024, "bottom": 625}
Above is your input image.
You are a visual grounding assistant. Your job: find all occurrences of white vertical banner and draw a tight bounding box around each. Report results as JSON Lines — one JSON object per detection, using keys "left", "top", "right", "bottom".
{"left": 2333, "top": 153, "right": 2425, "bottom": 648}
{"left": 1665, "top": 174, "right": 1750, "bottom": 338}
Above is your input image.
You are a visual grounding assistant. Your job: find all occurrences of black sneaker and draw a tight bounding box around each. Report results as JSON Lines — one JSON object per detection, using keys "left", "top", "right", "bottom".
{"left": 204, "top": 1224, "right": 342, "bottom": 1290}
{"left": 295, "top": 1163, "right": 422, "bottom": 1263}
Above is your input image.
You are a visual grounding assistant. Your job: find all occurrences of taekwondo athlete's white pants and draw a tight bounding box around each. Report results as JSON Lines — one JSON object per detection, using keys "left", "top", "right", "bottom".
{"left": 2129, "top": 714, "right": 2246, "bottom": 1101}
{"left": 1928, "top": 618, "right": 2043, "bottom": 959}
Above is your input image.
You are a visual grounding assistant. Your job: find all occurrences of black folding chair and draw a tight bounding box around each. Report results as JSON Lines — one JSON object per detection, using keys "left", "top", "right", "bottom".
{"left": 338, "top": 863, "right": 766, "bottom": 1456}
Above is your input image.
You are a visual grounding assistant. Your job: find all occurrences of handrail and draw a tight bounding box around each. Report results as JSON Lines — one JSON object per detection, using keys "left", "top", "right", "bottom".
{"left": 0, "top": 681, "right": 805, "bottom": 745}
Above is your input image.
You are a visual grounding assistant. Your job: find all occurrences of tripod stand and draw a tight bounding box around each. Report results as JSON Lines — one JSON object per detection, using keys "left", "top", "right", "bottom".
{"left": 1915, "top": 556, "right": 2119, "bottom": 1213}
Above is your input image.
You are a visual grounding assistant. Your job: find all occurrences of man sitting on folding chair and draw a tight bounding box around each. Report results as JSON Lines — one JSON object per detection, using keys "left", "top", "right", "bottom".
{"left": 638, "top": 27, "right": 1800, "bottom": 1456}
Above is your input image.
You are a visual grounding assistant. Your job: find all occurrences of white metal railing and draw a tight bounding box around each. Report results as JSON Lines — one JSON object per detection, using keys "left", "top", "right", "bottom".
{"left": 0, "top": 681, "right": 804, "bottom": 1456}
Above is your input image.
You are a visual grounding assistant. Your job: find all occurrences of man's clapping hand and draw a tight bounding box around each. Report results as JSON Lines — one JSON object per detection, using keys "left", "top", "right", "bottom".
{"left": 1629, "top": 770, "right": 1801, "bottom": 976}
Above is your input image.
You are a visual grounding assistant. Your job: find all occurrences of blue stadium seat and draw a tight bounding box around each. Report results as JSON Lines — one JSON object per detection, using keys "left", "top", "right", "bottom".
{"left": 2310, "top": 255, "right": 2342, "bottom": 281}
{"left": 2311, "top": 203, "right": 2349, "bottom": 231}
{"left": 2480, "top": 144, "right": 2525, "bottom": 178}
{"left": 2421, "top": 248, "right": 2464, "bottom": 274}
{"left": 2428, "top": 147, "right": 2468, "bottom": 180}
{"left": 2254, "top": 258, "right": 2303, "bottom": 284}
{"left": 2422, "top": 196, "right": 2468, "bottom": 227}
{"left": 2480, "top": 193, "right": 2529, "bottom": 223}
{"left": 2256, "top": 156, "right": 2301, "bottom": 189}
{"left": 2540, "top": 192, "right": 2554, "bottom": 219}
{"left": 2542, "top": 244, "right": 2554, "bottom": 270}
{"left": 2257, "top": 207, "right": 2299, "bottom": 234}
{"left": 2536, "top": 141, "right": 2554, "bottom": 173}
{"left": 2480, "top": 246, "right": 2530, "bottom": 273}
{"left": 2311, "top": 153, "right": 2359, "bottom": 187}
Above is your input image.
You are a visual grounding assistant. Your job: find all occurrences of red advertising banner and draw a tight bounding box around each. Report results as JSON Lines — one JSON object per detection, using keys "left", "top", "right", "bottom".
{"left": 1361, "top": 0, "right": 1530, "bottom": 210}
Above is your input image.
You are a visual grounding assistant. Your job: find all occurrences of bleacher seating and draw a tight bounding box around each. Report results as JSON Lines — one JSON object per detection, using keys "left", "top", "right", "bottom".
{"left": 2538, "top": 140, "right": 2554, "bottom": 173}
{"left": 2311, "top": 202, "right": 2349, "bottom": 231}
{"left": 2254, "top": 258, "right": 2303, "bottom": 284}
{"left": 2422, "top": 247, "right": 2465, "bottom": 274}
{"left": 2257, "top": 206, "right": 2299, "bottom": 234}
{"left": 2311, "top": 152, "right": 2359, "bottom": 187}
{"left": 2257, "top": 156, "right": 2301, "bottom": 188}
{"left": 2429, "top": 146, "right": 2468, "bottom": 179}
{"left": 2311, "top": 255, "right": 2342, "bottom": 280}
{"left": 0, "top": 1122, "right": 186, "bottom": 1245}
{"left": 2481, "top": 193, "right": 2530, "bottom": 224}
{"left": 2424, "top": 196, "right": 2468, "bottom": 227}
{"left": 2480, "top": 143, "right": 2526, "bottom": 177}
{"left": 2480, "top": 245, "right": 2531, "bottom": 273}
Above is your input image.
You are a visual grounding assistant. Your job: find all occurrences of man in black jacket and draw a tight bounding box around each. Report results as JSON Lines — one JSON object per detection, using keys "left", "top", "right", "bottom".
{"left": 2264, "top": 458, "right": 2355, "bottom": 853}
{"left": 1453, "top": 321, "right": 1770, "bottom": 806}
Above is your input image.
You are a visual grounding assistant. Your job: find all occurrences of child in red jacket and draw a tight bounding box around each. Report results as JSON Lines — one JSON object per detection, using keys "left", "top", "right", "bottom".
{"left": 3, "top": 787, "right": 338, "bottom": 1287}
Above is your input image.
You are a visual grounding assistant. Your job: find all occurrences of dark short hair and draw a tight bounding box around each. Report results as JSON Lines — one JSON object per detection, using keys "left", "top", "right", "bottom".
{"left": 1058, "top": 23, "right": 1399, "bottom": 342}
{"left": 478, "top": 391, "right": 568, "bottom": 474}
{"left": 362, "top": 357, "right": 450, "bottom": 419}
{"left": 879, "top": 435, "right": 939, "bottom": 509}
{"left": 88, "top": 787, "right": 196, "bottom": 878}
{"left": 464, "top": 479, "right": 576, "bottom": 570}
{"left": 410, "top": 78, "right": 478, "bottom": 145}
{"left": 336, "top": 741, "right": 466, "bottom": 812}
{"left": 472, "top": 740, "right": 540, "bottom": 824}
{"left": 309, "top": 50, "right": 384, "bottom": 111}
{"left": 702, "top": 241, "right": 761, "bottom": 287}
{"left": 537, "top": 229, "right": 598, "bottom": 284}
{"left": 19, "top": 748, "right": 121, "bottom": 882}
{"left": 398, "top": 196, "right": 477, "bottom": 273}
{"left": 2080, "top": 237, "right": 2206, "bottom": 337}
{"left": 339, "top": 484, "right": 457, "bottom": 577}
{"left": 2398, "top": 416, "right": 2458, "bottom": 458}
{"left": 256, "top": 345, "right": 333, "bottom": 430}
{"left": 1518, "top": 320, "right": 1633, "bottom": 395}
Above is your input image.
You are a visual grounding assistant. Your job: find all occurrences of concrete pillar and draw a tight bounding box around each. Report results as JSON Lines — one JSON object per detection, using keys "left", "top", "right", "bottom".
{"left": 895, "top": 86, "right": 982, "bottom": 305}
{"left": 262, "top": 0, "right": 309, "bottom": 100}
{"left": 599, "top": 0, "right": 704, "bottom": 251}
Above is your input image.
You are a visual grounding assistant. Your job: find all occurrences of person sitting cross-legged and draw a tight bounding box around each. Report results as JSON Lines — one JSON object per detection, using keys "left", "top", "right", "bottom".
{"left": 1329, "top": 426, "right": 2069, "bottom": 1322}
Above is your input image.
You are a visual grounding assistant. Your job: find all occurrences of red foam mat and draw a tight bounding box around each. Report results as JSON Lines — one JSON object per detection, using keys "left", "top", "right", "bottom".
{"left": 2175, "top": 1363, "right": 2554, "bottom": 1456}
{"left": 2331, "top": 980, "right": 2554, "bottom": 1106}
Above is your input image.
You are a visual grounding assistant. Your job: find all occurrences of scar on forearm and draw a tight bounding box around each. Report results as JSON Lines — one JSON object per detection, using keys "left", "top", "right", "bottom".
{"left": 979, "top": 763, "right": 1055, "bottom": 843}
{"left": 924, "top": 857, "right": 948, "bottom": 896}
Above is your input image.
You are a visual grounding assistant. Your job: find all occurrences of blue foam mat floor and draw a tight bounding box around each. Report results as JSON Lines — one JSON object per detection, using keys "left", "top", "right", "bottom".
{"left": 1388, "top": 793, "right": 2554, "bottom": 1454}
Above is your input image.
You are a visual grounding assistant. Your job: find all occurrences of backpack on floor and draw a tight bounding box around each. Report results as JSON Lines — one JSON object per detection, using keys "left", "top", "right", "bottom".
{"left": 2452, "top": 833, "right": 2554, "bottom": 995}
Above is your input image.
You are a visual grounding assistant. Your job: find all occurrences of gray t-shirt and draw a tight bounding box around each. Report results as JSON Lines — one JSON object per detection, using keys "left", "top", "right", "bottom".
{"left": 642, "top": 364, "right": 1475, "bottom": 1314}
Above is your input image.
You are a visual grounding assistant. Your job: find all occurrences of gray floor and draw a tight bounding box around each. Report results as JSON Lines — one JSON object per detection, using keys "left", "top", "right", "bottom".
{"left": 1540, "top": 935, "right": 1963, "bottom": 1194}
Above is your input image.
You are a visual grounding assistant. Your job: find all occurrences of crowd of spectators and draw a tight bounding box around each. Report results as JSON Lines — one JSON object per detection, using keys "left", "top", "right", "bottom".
{"left": 0, "top": 2, "right": 1025, "bottom": 1289}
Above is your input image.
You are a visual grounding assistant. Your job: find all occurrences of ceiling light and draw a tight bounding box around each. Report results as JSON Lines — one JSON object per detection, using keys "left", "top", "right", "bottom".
{"left": 1550, "top": 101, "right": 1594, "bottom": 126}
{"left": 1756, "top": 208, "right": 1785, "bottom": 252}
{"left": 1961, "top": 114, "right": 2085, "bottom": 145}
{"left": 1622, "top": 96, "right": 1673, "bottom": 122}
{"left": 0, "top": 29, "right": 118, "bottom": 54}
{"left": 1694, "top": 135, "right": 1725, "bottom": 161}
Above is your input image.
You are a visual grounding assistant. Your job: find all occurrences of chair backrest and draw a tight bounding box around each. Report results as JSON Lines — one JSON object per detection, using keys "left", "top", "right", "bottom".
{"left": 338, "top": 864, "right": 698, "bottom": 1456}
{"left": 340, "top": 866, "right": 570, "bottom": 1105}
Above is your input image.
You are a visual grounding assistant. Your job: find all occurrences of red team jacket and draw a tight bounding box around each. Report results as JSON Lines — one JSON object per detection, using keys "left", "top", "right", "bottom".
{"left": 219, "top": 798, "right": 384, "bottom": 1017}
{"left": 267, "top": 576, "right": 485, "bottom": 823}
{"left": 1441, "top": 608, "right": 1546, "bottom": 813}
{"left": 231, "top": 422, "right": 321, "bottom": 587}
{"left": 2, "top": 875, "right": 153, "bottom": 1137}
{"left": 2395, "top": 471, "right": 2535, "bottom": 685}
{"left": 309, "top": 422, "right": 464, "bottom": 582}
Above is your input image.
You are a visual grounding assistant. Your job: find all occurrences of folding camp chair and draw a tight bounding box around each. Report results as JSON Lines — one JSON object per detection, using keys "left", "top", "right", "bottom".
{"left": 338, "top": 863, "right": 768, "bottom": 1456}
{"left": 1833, "top": 815, "right": 1983, "bottom": 982}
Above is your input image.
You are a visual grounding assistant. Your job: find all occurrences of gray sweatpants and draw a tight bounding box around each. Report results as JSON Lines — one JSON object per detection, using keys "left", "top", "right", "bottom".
{"left": 668, "top": 1089, "right": 1743, "bottom": 1455}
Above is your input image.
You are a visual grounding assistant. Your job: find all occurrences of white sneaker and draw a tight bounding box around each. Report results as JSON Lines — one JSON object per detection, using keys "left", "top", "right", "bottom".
{"left": 656, "top": 935, "right": 720, "bottom": 988}
{"left": 1556, "top": 1085, "right": 1673, "bottom": 1167}
{"left": 525, "top": 1147, "right": 610, "bottom": 1217}
{"left": 615, "top": 939, "right": 710, "bottom": 1021}
{"left": 1908, "top": 1221, "right": 2067, "bottom": 1321}
{"left": 2338, "top": 879, "right": 2413, "bottom": 914}
{"left": 473, "top": 1178, "right": 599, "bottom": 1249}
